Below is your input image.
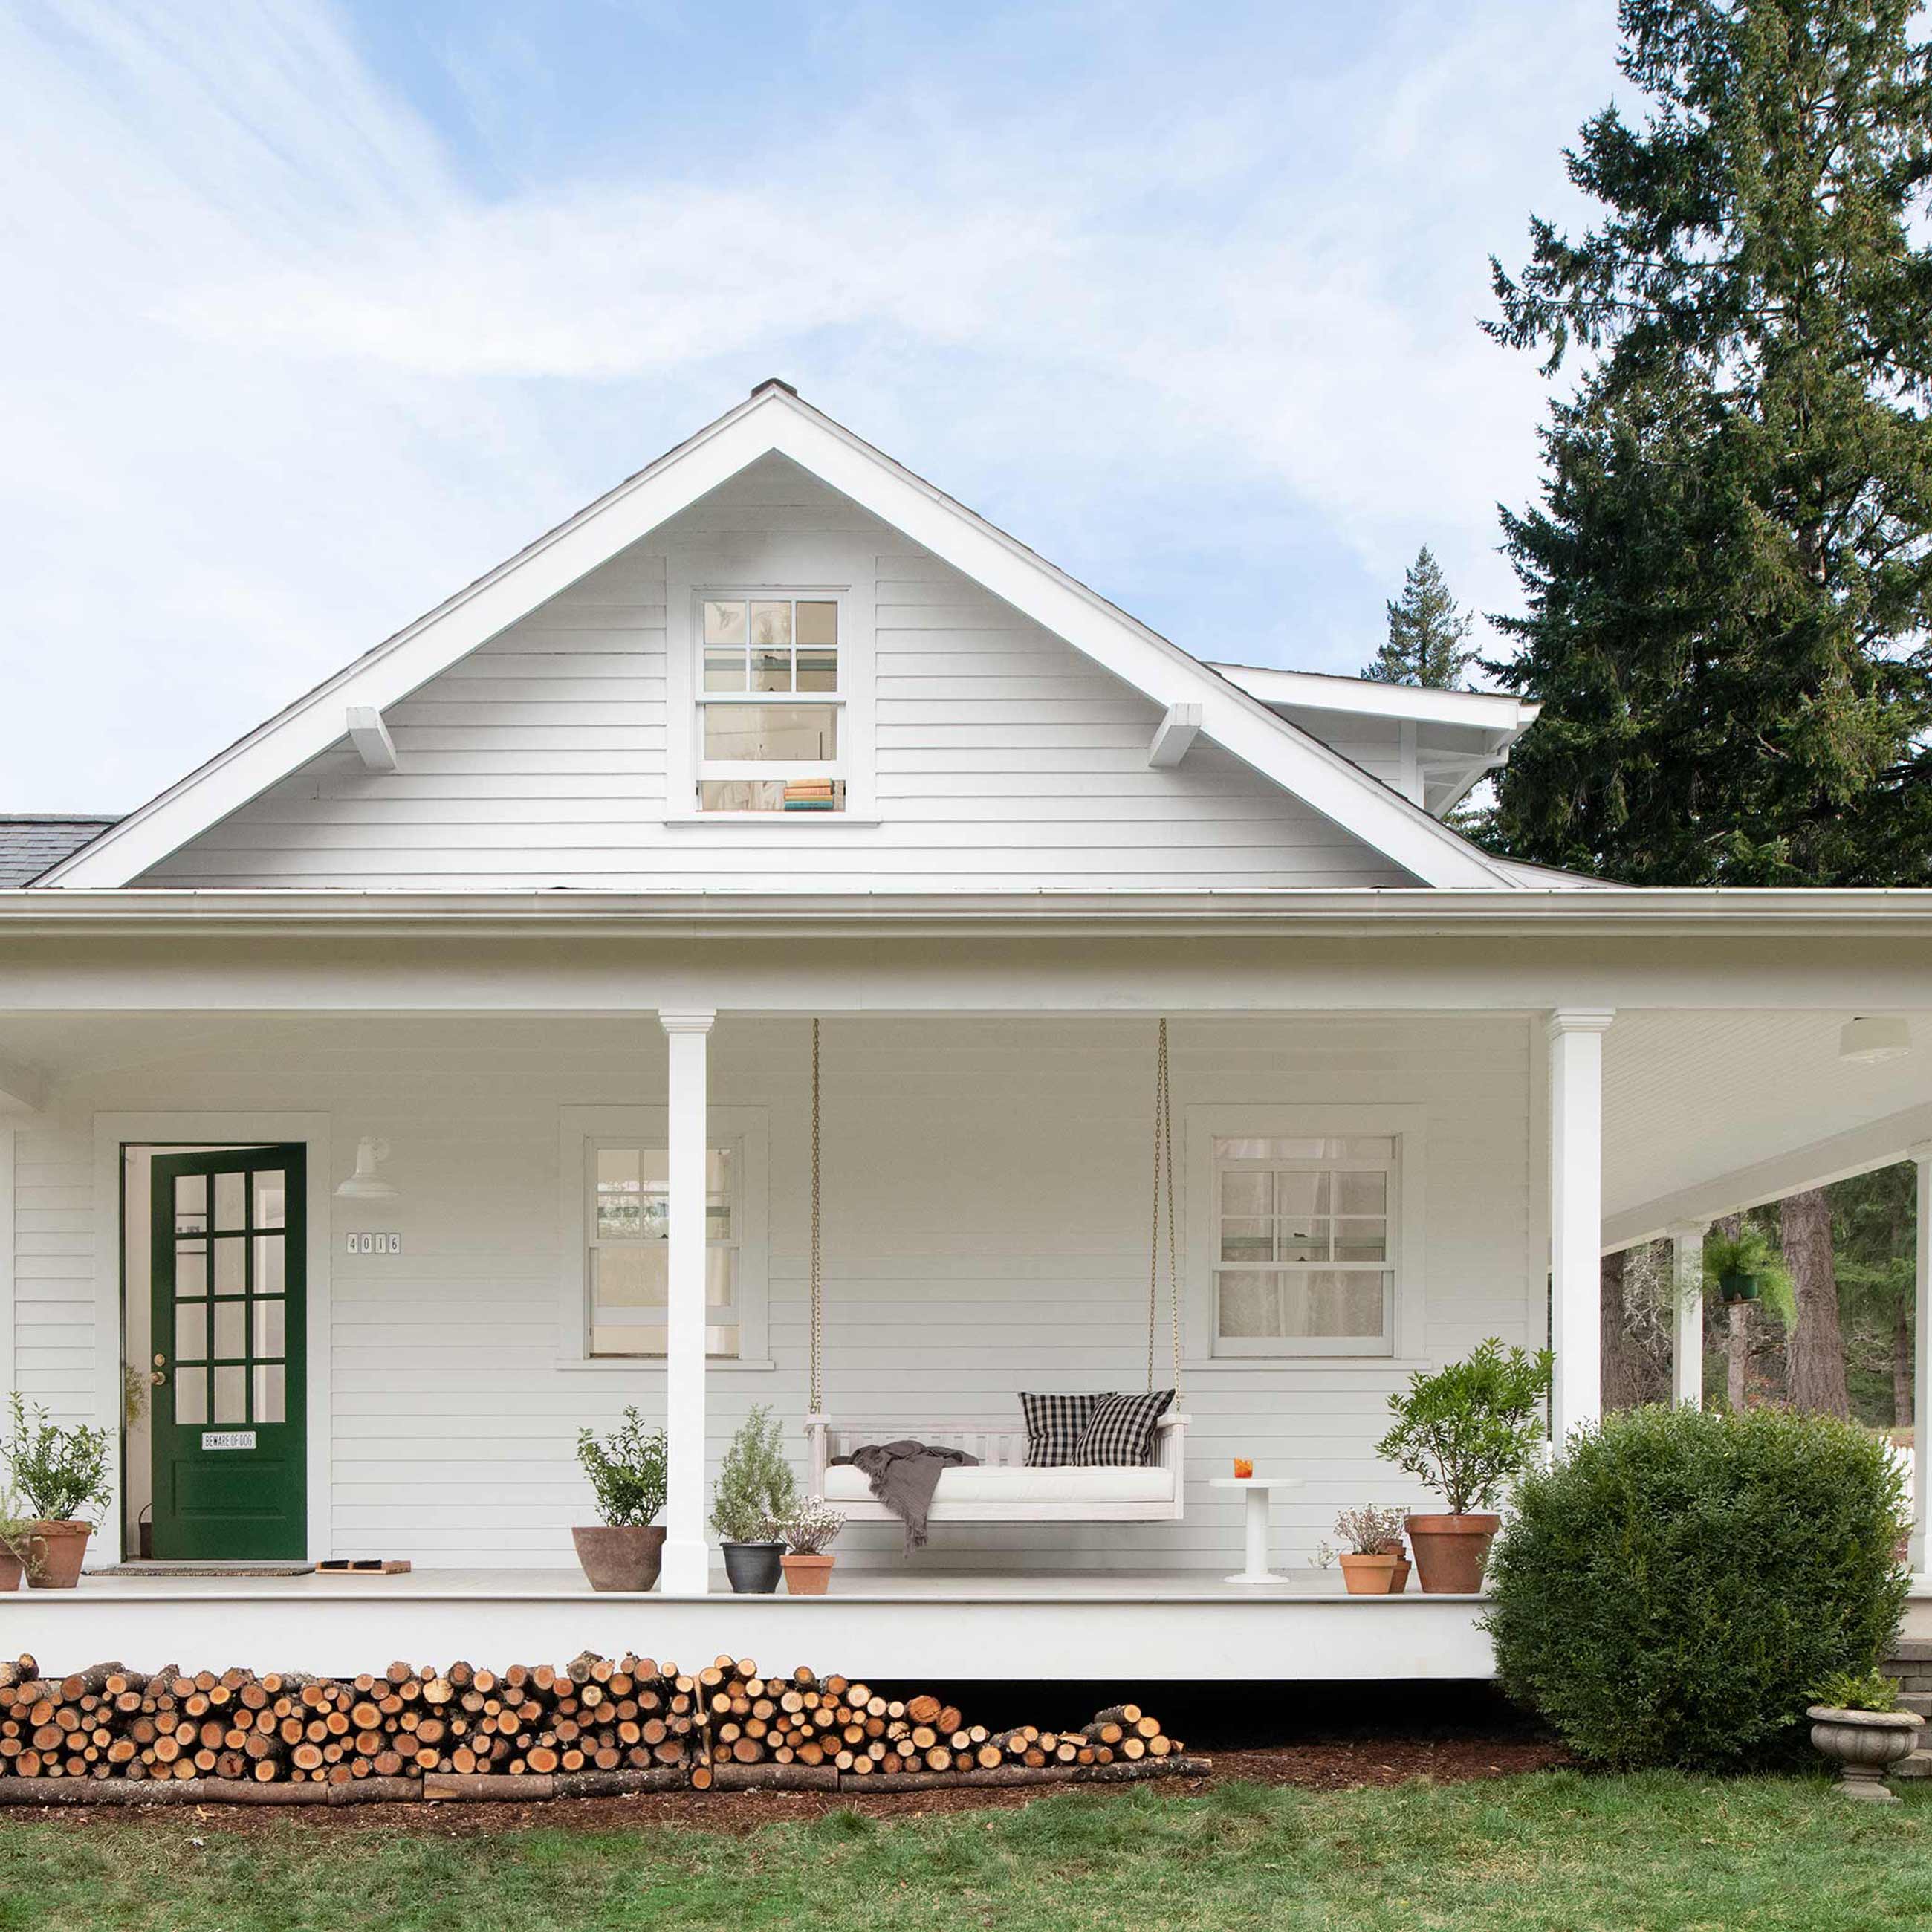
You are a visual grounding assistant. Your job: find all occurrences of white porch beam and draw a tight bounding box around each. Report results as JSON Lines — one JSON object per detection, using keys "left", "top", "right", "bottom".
{"left": 1147, "top": 703, "right": 1202, "bottom": 768}
{"left": 1549, "top": 1008, "right": 1614, "bottom": 1442}
{"left": 0, "top": 1051, "right": 45, "bottom": 1115}
{"left": 660, "top": 1009, "right": 716, "bottom": 1594}
{"left": 346, "top": 707, "right": 399, "bottom": 773}
{"left": 1667, "top": 1221, "right": 1707, "bottom": 1408}
{"left": 1913, "top": 1141, "right": 1931, "bottom": 1576}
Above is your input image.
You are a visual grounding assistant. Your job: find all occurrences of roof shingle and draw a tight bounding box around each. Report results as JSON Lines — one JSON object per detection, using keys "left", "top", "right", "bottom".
{"left": 0, "top": 816, "right": 120, "bottom": 886}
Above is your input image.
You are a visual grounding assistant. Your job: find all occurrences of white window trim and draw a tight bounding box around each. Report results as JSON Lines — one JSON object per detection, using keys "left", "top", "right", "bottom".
{"left": 556, "top": 1105, "right": 771, "bottom": 1372}
{"left": 1184, "top": 1103, "right": 1426, "bottom": 1364}
{"left": 663, "top": 559, "right": 876, "bottom": 823}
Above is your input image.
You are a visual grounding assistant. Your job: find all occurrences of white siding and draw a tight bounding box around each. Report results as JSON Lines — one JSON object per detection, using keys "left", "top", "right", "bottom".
{"left": 138, "top": 457, "right": 1416, "bottom": 891}
{"left": 15, "top": 1014, "right": 1530, "bottom": 1572}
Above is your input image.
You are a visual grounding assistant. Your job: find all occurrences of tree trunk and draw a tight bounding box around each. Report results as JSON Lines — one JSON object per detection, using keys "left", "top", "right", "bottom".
{"left": 1781, "top": 1187, "right": 1850, "bottom": 1418}
{"left": 1727, "top": 1303, "right": 1749, "bottom": 1410}
{"left": 1600, "top": 1248, "right": 1647, "bottom": 1410}
{"left": 1895, "top": 1301, "right": 1914, "bottom": 1432}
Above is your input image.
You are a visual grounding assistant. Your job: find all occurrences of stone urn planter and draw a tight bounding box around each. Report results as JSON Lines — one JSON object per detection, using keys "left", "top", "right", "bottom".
{"left": 1404, "top": 1514, "right": 1501, "bottom": 1593}
{"left": 1806, "top": 1705, "right": 1924, "bottom": 1803}
{"left": 570, "top": 1523, "right": 666, "bottom": 1593}
{"left": 722, "top": 1540, "right": 785, "bottom": 1595}
{"left": 22, "top": 1521, "right": 92, "bottom": 1590}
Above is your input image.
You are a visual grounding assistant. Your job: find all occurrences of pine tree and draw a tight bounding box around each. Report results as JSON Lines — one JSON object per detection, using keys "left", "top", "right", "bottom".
{"left": 1362, "top": 547, "right": 1476, "bottom": 688}
{"left": 1480, "top": 0, "right": 1932, "bottom": 886}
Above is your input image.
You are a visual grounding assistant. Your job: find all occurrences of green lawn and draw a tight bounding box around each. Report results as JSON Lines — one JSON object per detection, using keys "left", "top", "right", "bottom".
{"left": 1, "top": 1770, "right": 1926, "bottom": 1931}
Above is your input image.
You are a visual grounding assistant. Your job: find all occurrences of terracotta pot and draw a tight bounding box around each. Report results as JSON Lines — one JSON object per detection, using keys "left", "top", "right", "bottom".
{"left": 1404, "top": 1514, "right": 1500, "bottom": 1594}
{"left": 1338, "top": 1552, "right": 1399, "bottom": 1595}
{"left": 782, "top": 1553, "right": 836, "bottom": 1595}
{"left": 570, "top": 1524, "right": 666, "bottom": 1593}
{"left": 22, "top": 1520, "right": 91, "bottom": 1590}
{"left": 1390, "top": 1556, "right": 1412, "bottom": 1594}
{"left": 1806, "top": 1706, "right": 1924, "bottom": 1803}
{"left": 0, "top": 1544, "right": 21, "bottom": 1592}
{"left": 721, "top": 1540, "right": 785, "bottom": 1594}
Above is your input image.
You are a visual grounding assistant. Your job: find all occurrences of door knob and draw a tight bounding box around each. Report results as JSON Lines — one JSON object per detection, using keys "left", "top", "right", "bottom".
{"left": 149, "top": 1369, "right": 166, "bottom": 1387}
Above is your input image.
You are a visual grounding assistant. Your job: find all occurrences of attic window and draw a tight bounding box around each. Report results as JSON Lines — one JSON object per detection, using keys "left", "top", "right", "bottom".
{"left": 696, "top": 597, "right": 845, "bottom": 813}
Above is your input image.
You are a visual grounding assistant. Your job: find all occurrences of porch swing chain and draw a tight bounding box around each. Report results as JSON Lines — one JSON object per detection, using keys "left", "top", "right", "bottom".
{"left": 809, "top": 1017, "right": 824, "bottom": 1416}
{"left": 1149, "top": 1018, "right": 1181, "bottom": 1401}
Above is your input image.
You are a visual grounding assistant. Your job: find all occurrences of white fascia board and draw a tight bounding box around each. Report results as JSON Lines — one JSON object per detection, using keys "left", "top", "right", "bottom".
{"left": 45, "top": 388, "right": 1515, "bottom": 892}
{"left": 1208, "top": 664, "right": 1540, "bottom": 734}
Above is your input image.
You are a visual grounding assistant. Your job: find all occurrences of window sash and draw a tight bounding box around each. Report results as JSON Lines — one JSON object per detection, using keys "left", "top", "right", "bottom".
{"left": 695, "top": 592, "right": 847, "bottom": 808}
{"left": 587, "top": 1138, "right": 739, "bottom": 1358}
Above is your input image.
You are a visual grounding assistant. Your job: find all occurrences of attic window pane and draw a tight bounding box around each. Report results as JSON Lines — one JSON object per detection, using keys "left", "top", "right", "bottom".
{"left": 704, "top": 600, "right": 746, "bottom": 644}
{"left": 753, "top": 647, "right": 792, "bottom": 692}
{"left": 795, "top": 601, "right": 837, "bottom": 646}
{"left": 750, "top": 601, "right": 791, "bottom": 646}
{"left": 704, "top": 647, "right": 748, "bottom": 692}
{"left": 704, "top": 705, "right": 837, "bottom": 762}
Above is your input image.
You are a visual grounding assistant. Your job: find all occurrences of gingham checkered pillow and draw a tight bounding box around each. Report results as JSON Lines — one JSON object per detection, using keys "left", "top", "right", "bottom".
{"left": 1020, "top": 1392, "right": 1105, "bottom": 1467}
{"left": 1074, "top": 1389, "right": 1174, "bottom": 1467}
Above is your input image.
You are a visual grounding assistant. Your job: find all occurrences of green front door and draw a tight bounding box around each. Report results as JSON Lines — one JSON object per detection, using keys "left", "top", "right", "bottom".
{"left": 149, "top": 1147, "right": 306, "bottom": 1559}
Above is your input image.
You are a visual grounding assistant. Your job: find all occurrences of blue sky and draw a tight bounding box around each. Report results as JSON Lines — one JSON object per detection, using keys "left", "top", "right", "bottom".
{"left": 0, "top": 0, "right": 1619, "bottom": 811}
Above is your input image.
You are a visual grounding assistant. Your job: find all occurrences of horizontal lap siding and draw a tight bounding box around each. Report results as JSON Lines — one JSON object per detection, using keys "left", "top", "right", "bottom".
{"left": 137, "top": 458, "right": 1415, "bottom": 890}
{"left": 19, "top": 1015, "right": 1529, "bottom": 1569}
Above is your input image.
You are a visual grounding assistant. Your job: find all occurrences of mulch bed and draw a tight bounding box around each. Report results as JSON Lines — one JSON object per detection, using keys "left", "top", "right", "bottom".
{"left": 1, "top": 1736, "right": 1570, "bottom": 1838}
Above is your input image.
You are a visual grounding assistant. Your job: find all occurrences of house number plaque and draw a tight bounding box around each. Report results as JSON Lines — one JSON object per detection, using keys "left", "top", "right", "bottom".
{"left": 201, "top": 1430, "right": 256, "bottom": 1451}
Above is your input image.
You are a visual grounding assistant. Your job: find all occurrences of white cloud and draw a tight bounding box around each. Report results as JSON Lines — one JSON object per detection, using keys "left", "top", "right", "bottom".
{"left": 0, "top": 0, "right": 1618, "bottom": 810}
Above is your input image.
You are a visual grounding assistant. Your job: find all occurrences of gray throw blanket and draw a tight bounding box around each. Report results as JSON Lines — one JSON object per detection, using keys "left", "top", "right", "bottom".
{"left": 834, "top": 1440, "right": 979, "bottom": 1552}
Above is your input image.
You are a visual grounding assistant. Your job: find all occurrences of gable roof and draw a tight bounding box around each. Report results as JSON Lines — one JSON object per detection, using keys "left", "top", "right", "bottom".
{"left": 0, "top": 815, "right": 120, "bottom": 886}
{"left": 41, "top": 382, "right": 1519, "bottom": 891}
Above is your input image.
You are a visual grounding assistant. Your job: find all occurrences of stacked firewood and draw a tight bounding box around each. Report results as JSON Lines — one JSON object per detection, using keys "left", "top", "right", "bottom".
{"left": 0, "top": 1652, "right": 1198, "bottom": 1802}
{"left": 0, "top": 1653, "right": 700, "bottom": 1787}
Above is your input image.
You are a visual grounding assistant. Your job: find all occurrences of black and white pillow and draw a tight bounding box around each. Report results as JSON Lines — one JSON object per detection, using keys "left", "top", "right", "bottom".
{"left": 1074, "top": 1389, "right": 1174, "bottom": 1467}
{"left": 1020, "top": 1392, "right": 1104, "bottom": 1467}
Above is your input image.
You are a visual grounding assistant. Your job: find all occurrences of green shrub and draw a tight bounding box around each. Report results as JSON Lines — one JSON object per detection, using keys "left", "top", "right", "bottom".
{"left": 1485, "top": 1404, "right": 1908, "bottom": 1769}
{"left": 710, "top": 1405, "right": 798, "bottom": 1543}
{"left": 3, "top": 1393, "right": 112, "bottom": 1525}
{"left": 574, "top": 1407, "right": 667, "bottom": 1527}
{"left": 1376, "top": 1338, "right": 1552, "bottom": 1515}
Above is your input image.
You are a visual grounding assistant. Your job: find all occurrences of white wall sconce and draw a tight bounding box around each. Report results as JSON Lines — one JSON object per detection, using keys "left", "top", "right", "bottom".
{"left": 334, "top": 1136, "right": 399, "bottom": 1200}
{"left": 1839, "top": 1017, "right": 1911, "bottom": 1065}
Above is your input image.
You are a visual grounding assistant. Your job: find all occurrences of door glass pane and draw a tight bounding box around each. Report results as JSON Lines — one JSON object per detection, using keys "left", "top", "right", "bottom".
{"left": 252, "top": 1365, "right": 285, "bottom": 1424}
{"left": 703, "top": 600, "right": 746, "bottom": 644}
{"left": 214, "top": 1170, "right": 245, "bottom": 1231}
{"left": 213, "top": 1366, "right": 246, "bottom": 1424}
{"left": 252, "top": 1298, "right": 286, "bottom": 1358}
{"left": 213, "top": 1237, "right": 245, "bottom": 1294}
{"left": 175, "top": 1303, "right": 208, "bottom": 1363}
{"left": 213, "top": 1300, "right": 246, "bottom": 1361}
{"left": 253, "top": 1173, "right": 286, "bottom": 1229}
{"left": 701, "top": 704, "right": 837, "bottom": 761}
{"left": 175, "top": 1367, "right": 208, "bottom": 1425}
{"left": 174, "top": 1243, "right": 207, "bottom": 1297}
{"left": 253, "top": 1234, "right": 285, "bottom": 1296}
{"left": 174, "top": 1173, "right": 207, "bottom": 1225}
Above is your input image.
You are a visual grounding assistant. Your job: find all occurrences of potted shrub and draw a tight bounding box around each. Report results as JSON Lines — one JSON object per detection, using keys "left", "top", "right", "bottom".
{"left": 3, "top": 1393, "right": 111, "bottom": 1589}
{"left": 1806, "top": 1667, "right": 1924, "bottom": 1803}
{"left": 1320, "top": 1503, "right": 1410, "bottom": 1595}
{"left": 1701, "top": 1226, "right": 1792, "bottom": 1308}
{"left": 778, "top": 1497, "right": 846, "bottom": 1595}
{"left": 572, "top": 1407, "right": 669, "bottom": 1592}
{"left": 0, "top": 1482, "right": 30, "bottom": 1592}
{"left": 711, "top": 1405, "right": 797, "bottom": 1594}
{"left": 1376, "top": 1339, "right": 1552, "bottom": 1594}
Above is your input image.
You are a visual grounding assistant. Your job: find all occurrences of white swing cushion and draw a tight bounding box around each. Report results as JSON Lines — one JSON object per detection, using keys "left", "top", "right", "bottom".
{"left": 821, "top": 1462, "right": 1174, "bottom": 1508}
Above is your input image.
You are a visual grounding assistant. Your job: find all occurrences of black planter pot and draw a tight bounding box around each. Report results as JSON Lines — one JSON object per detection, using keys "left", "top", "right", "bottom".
{"left": 1719, "top": 1271, "right": 1761, "bottom": 1304}
{"left": 721, "top": 1540, "right": 785, "bottom": 1594}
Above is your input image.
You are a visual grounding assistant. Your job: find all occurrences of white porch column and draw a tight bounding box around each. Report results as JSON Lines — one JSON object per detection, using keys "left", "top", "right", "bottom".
{"left": 660, "top": 1009, "right": 716, "bottom": 1595}
{"left": 1668, "top": 1221, "right": 1707, "bottom": 1409}
{"left": 1548, "top": 1008, "right": 1614, "bottom": 1444}
{"left": 1912, "top": 1141, "right": 1931, "bottom": 1577}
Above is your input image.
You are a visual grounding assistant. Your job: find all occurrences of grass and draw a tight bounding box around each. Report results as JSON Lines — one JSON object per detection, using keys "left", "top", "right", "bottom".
{"left": 1, "top": 1771, "right": 1927, "bottom": 1931}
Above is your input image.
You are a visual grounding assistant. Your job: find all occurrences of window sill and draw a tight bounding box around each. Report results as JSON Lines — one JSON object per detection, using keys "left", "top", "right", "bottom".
{"left": 557, "top": 1356, "right": 777, "bottom": 1374}
{"left": 661, "top": 816, "right": 882, "bottom": 828}
{"left": 1182, "top": 1355, "right": 1423, "bottom": 1373}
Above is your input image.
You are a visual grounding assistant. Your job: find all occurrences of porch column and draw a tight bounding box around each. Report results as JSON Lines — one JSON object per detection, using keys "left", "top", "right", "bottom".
{"left": 1548, "top": 1008, "right": 1614, "bottom": 1444}
{"left": 1913, "top": 1142, "right": 1931, "bottom": 1576}
{"left": 1668, "top": 1221, "right": 1707, "bottom": 1409}
{"left": 660, "top": 1009, "right": 716, "bottom": 1595}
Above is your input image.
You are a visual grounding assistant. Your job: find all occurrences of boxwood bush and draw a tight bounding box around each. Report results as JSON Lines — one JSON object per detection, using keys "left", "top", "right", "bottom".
{"left": 1485, "top": 1404, "right": 1908, "bottom": 1769}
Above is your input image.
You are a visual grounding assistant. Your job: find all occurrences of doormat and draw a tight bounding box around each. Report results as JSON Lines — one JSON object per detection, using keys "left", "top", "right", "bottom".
{"left": 89, "top": 1561, "right": 315, "bottom": 1578}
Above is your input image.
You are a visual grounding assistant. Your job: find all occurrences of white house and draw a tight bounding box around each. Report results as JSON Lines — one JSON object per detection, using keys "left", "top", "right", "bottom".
{"left": 2, "top": 380, "right": 1928, "bottom": 1679}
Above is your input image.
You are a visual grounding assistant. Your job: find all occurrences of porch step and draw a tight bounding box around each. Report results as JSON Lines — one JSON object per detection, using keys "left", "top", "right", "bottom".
{"left": 1893, "top": 1750, "right": 1932, "bottom": 1781}
{"left": 1897, "top": 1691, "right": 1932, "bottom": 1719}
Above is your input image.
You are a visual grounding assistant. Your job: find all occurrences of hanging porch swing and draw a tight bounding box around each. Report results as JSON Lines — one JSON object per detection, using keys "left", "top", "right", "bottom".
{"left": 803, "top": 1019, "right": 1189, "bottom": 1526}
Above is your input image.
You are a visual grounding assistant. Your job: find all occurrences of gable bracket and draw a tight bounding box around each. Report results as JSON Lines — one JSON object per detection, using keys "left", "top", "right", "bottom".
{"left": 346, "top": 707, "right": 399, "bottom": 774}
{"left": 1147, "top": 704, "right": 1202, "bottom": 769}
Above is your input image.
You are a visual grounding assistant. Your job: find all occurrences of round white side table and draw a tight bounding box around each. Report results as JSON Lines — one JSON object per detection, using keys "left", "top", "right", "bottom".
{"left": 1207, "top": 1476, "right": 1302, "bottom": 1585}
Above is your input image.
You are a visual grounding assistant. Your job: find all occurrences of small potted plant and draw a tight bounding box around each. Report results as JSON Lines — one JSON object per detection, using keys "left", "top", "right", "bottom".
{"left": 1807, "top": 1667, "right": 1924, "bottom": 1803}
{"left": 779, "top": 1497, "right": 846, "bottom": 1594}
{"left": 0, "top": 1482, "right": 31, "bottom": 1592}
{"left": 572, "top": 1407, "right": 669, "bottom": 1592}
{"left": 1376, "top": 1339, "right": 1552, "bottom": 1594}
{"left": 3, "top": 1393, "right": 111, "bottom": 1589}
{"left": 711, "top": 1405, "right": 798, "bottom": 1594}
{"left": 1701, "top": 1226, "right": 1792, "bottom": 1307}
{"left": 1320, "top": 1504, "right": 1410, "bottom": 1595}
